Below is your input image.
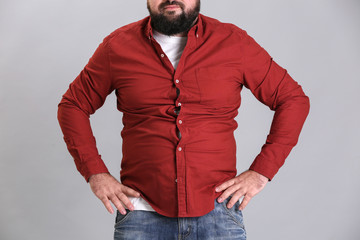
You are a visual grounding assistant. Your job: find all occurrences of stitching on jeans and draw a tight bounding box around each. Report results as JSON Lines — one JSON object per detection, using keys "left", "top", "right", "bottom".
{"left": 178, "top": 218, "right": 181, "bottom": 240}
{"left": 221, "top": 199, "right": 245, "bottom": 229}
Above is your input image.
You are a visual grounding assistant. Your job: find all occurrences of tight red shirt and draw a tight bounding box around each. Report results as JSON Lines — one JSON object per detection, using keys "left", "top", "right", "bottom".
{"left": 57, "top": 14, "right": 310, "bottom": 217}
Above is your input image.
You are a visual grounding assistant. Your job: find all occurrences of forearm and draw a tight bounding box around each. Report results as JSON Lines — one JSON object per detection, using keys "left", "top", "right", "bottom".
{"left": 249, "top": 78, "right": 310, "bottom": 180}
{"left": 57, "top": 101, "right": 109, "bottom": 182}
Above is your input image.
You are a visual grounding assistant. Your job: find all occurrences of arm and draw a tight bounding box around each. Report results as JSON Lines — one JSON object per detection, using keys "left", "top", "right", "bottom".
{"left": 216, "top": 29, "right": 310, "bottom": 210}
{"left": 57, "top": 35, "right": 140, "bottom": 215}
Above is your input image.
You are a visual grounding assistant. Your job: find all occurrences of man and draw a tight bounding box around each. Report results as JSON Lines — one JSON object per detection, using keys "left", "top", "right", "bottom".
{"left": 57, "top": 0, "right": 310, "bottom": 239}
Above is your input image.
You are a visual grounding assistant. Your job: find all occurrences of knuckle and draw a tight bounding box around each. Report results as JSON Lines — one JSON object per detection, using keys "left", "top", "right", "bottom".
{"left": 221, "top": 190, "right": 231, "bottom": 199}
{"left": 244, "top": 196, "right": 252, "bottom": 202}
{"left": 117, "top": 192, "right": 127, "bottom": 198}
{"left": 233, "top": 191, "right": 243, "bottom": 199}
{"left": 121, "top": 196, "right": 130, "bottom": 204}
{"left": 247, "top": 192, "right": 255, "bottom": 198}
{"left": 118, "top": 194, "right": 130, "bottom": 203}
{"left": 224, "top": 188, "right": 232, "bottom": 194}
{"left": 122, "top": 188, "right": 131, "bottom": 194}
{"left": 114, "top": 202, "right": 123, "bottom": 210}
{"left": 115, "top": 188, "right": 124, "bottom": 195}
{"left": 93, "top": 188, "right": 103, "bottom": 195}
{"left": 108, "top": 193, "right": 118, "bottom": 200}
{"left": 99, "top": 196, "right": 108, "bottom": 202}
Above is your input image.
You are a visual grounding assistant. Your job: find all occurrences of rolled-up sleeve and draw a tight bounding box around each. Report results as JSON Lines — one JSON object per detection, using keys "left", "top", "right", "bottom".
{"left": 239, "top": 30, "right": 310, "bottom": 180}
{"left": 57, "top": 35, "right": 114, "bottom": 182}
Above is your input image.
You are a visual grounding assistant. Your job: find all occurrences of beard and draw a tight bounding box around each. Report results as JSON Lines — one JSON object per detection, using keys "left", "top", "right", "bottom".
{"left": 147, "top": 0, "right": 200, "bottom": 36}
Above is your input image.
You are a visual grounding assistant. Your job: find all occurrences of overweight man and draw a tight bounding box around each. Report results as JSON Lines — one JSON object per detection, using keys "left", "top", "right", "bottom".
{"left": 57, "top": 0, "right": 310, "bottom": 239}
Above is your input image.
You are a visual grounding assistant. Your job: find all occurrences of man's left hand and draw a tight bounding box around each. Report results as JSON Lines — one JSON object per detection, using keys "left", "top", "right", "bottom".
{"left": 215, "top": 170, "right": 269, "bottom": 210}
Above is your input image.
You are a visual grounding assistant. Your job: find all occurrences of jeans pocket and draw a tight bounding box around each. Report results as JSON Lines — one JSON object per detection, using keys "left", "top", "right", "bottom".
{"left": 114, "top": 209, "right": 134, "bottom": 228}
{"left": 221, "top": 197, "right": 246, "bottom": 230}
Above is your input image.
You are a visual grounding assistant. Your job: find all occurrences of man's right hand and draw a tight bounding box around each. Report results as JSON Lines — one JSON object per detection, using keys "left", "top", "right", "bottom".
{"left": 88, "top": 173, "right": 141, "bottom": 215}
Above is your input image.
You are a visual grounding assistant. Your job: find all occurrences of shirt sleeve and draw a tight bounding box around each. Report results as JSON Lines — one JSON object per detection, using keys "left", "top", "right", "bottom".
{"left": 57, "top": 34, "right": 114, "bottom": 182}
{"left": 238, "top": 29, "right": 310, "bottom": 181}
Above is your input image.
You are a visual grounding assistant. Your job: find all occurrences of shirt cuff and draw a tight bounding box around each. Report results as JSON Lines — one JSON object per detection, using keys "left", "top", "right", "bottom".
{"left": 77, "top": 157, "right": 110, "bottom": 182}
{"left": 249, "top": 156, "right": 281, "bottom": 181}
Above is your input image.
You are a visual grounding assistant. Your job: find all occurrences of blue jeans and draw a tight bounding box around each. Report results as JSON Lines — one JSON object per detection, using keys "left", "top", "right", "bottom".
{"left": 114, "top": 195, "right": 246, "bottom": 240}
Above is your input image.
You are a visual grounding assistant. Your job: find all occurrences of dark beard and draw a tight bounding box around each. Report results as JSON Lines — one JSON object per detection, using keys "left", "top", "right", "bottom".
{"left": 147, "top": 0, "right": 200, "bottom": 36}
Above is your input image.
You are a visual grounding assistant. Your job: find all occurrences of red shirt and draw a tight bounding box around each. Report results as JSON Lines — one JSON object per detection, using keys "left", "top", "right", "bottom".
{"left": 57, "top": 14, "right": 310, "bottom": 217}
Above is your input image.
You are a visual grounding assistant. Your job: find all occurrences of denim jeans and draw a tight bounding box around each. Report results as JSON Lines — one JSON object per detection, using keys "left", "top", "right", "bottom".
{"left": 114, "top": 195, "right": 246, "bottom": 240}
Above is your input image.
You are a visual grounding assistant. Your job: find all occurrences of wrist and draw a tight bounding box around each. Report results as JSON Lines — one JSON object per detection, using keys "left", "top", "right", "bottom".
{"left": 88, "top": 172, "right": 110, "bottom": 183}
{"left": 249, "top": 169, "right": 270, "bottom": 182}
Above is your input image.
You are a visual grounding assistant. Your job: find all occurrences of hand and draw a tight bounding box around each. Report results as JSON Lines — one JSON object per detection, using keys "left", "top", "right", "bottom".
{"left": 215, "top": 170, "right": 269, "bottom": 210}
{"left": 88, "top": 173, "right": 141, "bottom": 215}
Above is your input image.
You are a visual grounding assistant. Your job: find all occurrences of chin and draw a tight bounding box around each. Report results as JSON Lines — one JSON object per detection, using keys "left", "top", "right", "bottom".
{"left": 165, "top": 12, "right": 181, "bottom": 18}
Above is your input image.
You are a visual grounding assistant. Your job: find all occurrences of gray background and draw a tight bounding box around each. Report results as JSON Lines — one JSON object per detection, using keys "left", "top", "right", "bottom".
{"left": 1, "top": 0, "right": 359, "bottom": 239}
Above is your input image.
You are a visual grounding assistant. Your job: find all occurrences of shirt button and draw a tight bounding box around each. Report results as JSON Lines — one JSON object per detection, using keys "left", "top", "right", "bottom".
{"left": 196, "top": 34, "right": 199, "bottom": 38}
{"left": 175, "top": 79, "right": 180, "bottom": 84}
{"left": 178, "top": 102, "right": 182, "bottom": 106}
{"left": 175, "top": 179, "right": 177, "bottom": 183}
{"left": 178, "top": 147, "right": 182, "bottom": 151}
{"left": 179, "top": 120, "right": 182, "bottom": 124}
{"left": 161, "top": 53, "right": 165, "bottom": 58}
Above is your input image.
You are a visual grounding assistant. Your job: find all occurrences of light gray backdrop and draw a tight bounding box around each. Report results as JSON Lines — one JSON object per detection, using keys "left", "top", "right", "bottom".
{"left": 1, "top": 0, "right": 359, "bottom": 239}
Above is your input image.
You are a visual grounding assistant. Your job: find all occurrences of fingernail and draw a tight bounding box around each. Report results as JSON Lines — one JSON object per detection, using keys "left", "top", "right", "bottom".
{"left": 129, "top": 206, "right": 134, "bottom": 211}
{"left": 215, "top": 188, "right": 220, "bottom": 192}
{"left": 218, "top": 197, "right": 223, "bottom": 202}
{"left": 121, "top": 210, "right": 126, "bottom": 215}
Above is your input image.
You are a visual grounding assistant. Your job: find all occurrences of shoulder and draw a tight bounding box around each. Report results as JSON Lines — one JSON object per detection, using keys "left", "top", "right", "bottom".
{"left": 200, "top": 14, "right": 248, "bottom": 39}
{"left": 102, "top": 16, "right": 150, "bottom": 45}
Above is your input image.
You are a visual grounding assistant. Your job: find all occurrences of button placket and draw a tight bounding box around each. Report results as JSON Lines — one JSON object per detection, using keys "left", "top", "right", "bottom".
{"left": 175, "top": 139, "right": 186, "bottom": 215}
{"left": 149, "top": 37, "right": 173, "bottom": 72}
{"left": 174, "top": 79, "right": 182, "bottom": 139}
{"left": 172, "top": 59, "right": 189, "bottom": 216}
{"left": 177, "top": 117, "right": 183, "bottom": 140}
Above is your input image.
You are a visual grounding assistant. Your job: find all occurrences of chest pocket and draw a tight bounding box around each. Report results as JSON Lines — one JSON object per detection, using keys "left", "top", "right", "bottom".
{"left": 195, "top": 67, "right": 241, "bottom": 108}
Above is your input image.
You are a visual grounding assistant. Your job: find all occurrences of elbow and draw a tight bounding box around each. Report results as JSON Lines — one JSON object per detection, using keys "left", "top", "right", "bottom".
{"left": 303, "top": 94, "right": 310, "bottom": 117}
{"left": 274, "top": 83, "right": 310, "bottom": 115}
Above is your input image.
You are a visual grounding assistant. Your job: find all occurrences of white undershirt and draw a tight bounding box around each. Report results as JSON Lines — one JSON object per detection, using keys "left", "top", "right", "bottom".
{"left": 153, "top": 29, "right": 188, "bottom": 69}
{"left": 125, "top": 30, "right": 187, "bottom": 212}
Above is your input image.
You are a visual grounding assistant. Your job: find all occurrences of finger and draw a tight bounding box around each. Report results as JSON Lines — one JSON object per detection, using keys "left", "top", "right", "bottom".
{"left": 215, "top": 179, "right": 235, "bottom": 192}
{"left": 100, "top": 196, "right": 115, "bottom": 214}
{"left": 109, "top": 194, "right": 127, "bottom": 215}
{"left": 116, "top": 192, "right": 135, "bottom": 211}
{"left": 226, "top": 191, "right": 245, "bottom": 209}
{"left": 239, "top": 194, "right": 252, "bottom": 210}
{"left": 217, "top": 184, "right": 240, "bottom": 202}
{"left": 122, "top": 186, "right": 141, "bottom": 197}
